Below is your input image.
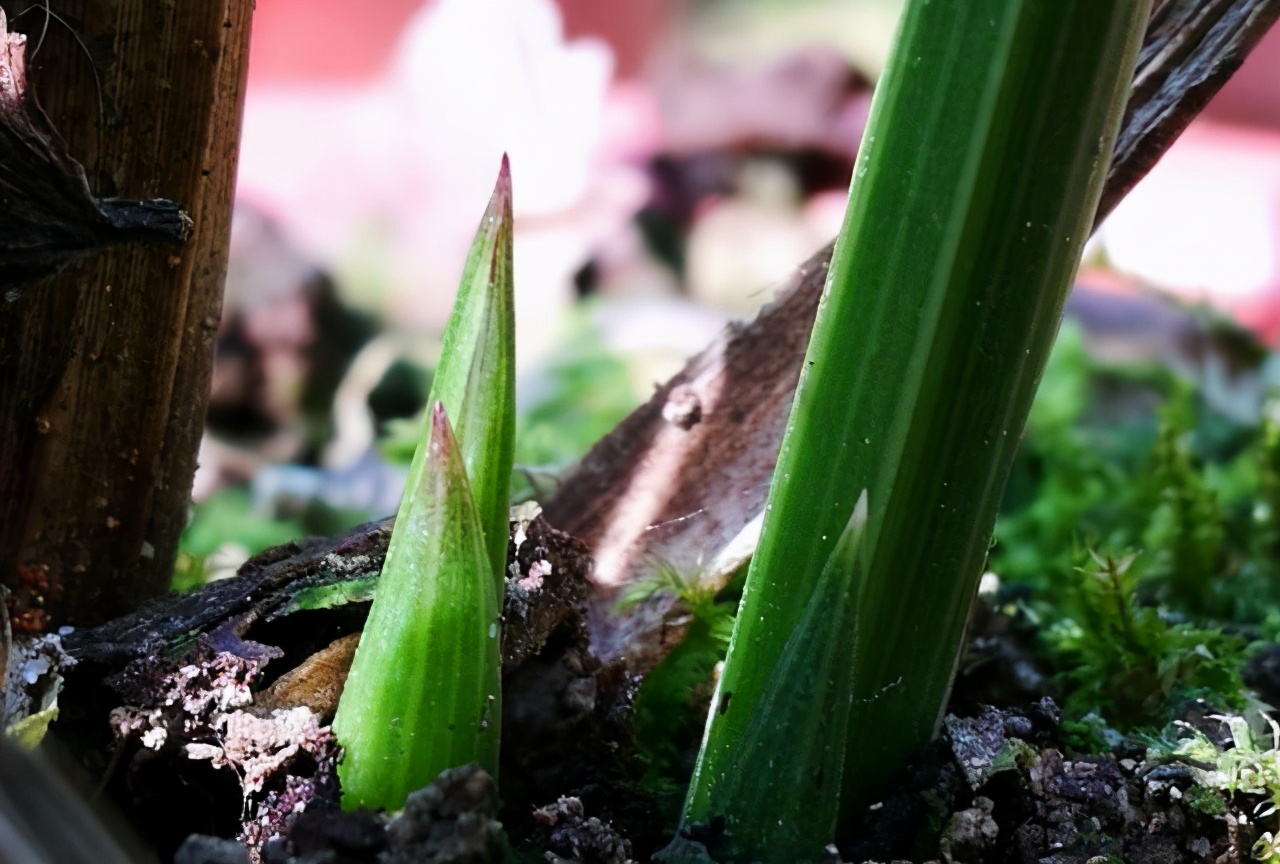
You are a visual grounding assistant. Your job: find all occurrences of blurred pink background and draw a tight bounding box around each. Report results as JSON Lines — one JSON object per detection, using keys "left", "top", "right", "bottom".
{"left": 236, "top": 0, "right": 1280, "bottom": 338}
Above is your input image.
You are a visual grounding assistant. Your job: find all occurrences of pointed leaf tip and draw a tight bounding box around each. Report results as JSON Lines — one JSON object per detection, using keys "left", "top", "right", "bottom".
{"left": 494, "top": 154, "right": 512, "bottom": 205}
{"left": 429, "top": 401, "right": 456, "bottom": 455}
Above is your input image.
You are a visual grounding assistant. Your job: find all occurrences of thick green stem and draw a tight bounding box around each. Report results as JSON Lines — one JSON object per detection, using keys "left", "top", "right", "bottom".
{"left": 677, "top": 2, "right": 1151, "bottom": 859}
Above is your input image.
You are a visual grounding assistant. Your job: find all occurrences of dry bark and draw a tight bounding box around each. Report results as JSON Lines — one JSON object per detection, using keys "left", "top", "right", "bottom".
{"left": 0, "top": 1, "right": 253, "bottom": 628}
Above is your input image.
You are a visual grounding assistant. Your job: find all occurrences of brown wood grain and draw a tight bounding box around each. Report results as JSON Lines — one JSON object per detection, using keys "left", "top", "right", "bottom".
{"left": 0, "top": 1, "right": 253, "bottom": 627}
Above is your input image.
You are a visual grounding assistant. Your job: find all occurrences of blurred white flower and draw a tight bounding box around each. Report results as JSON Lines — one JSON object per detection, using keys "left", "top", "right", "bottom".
{"left": 236, "top": 0, "right": 648, "bottom": 360}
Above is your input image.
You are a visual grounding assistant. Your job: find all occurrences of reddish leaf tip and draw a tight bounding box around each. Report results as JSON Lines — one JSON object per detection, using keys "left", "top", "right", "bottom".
{"left": 494, "top": 154, "right": 512, "bottom": 204}
{"left": 429, "top": 401, "right": 460, "bottom": 458}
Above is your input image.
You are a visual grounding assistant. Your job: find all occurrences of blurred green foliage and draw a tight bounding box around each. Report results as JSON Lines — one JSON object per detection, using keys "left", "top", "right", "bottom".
{"left": 511, "top": 305, "right": 639, "bottom": 490}
{"left": 380, "top": 303, "right": 638, "bottom": 502}
{"left": 174, "top": 488, "right": 369, "bottom": 592}
{"left": 179, "top": 488, "right": 303, "bottom": 561}
{"left": 995, "top": 319, "right": 1280, "bottom": 624}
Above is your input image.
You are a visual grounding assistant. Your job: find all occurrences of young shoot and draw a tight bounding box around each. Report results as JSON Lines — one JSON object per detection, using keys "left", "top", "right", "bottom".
{"left": 332, "top": 403, "right": 502, "bottom": 811}
{"left": 332, "top": 159, "right": 515, "bottom": 811}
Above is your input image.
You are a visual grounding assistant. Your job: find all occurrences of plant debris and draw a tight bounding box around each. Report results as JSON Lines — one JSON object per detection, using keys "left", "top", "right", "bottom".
{"left": 0, "top": 9, "right": 190, "bottom": 296}
{"left": 57, "top": 511, "right": 603, "bottom": 860}
{"left": 2, "top": 629, "right": 75, "bottom": 745}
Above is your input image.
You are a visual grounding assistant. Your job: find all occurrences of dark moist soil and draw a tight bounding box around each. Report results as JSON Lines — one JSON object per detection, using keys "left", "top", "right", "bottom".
{"left": 163, "top": 697, "right": 1270, "bottom": 864}
{"left": 33, "top": 514, "right": 1280, "bottom": 864}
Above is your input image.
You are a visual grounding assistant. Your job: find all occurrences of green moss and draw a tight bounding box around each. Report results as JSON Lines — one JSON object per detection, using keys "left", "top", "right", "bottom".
{"left": 1043, "top": 549, "right": 1249, "bottom": 728}
{"left": 1141, "top": 392, "right": 1228, "bottom": 617}
{"left": 1183, "top": 784, "right": 1228, "bottom": 816}
{"left": 992, "top": 314, "right": 1280, "bottom": 731}
{"left": 1058, "top": 717, "right": 1114, "bottom": 756}
{"left": 626, "top": 561, "right": 737, "bottom": 785}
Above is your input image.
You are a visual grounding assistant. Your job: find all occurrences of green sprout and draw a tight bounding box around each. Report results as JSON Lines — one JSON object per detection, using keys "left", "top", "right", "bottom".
{"left": 332, "top": 159, "right": 515, "bottom": 811}
{"left": 332, "top": 403, "right": 502, "bottom": 811}
{"left": 670, "top": 2, "right": 1151, "bottom": 859}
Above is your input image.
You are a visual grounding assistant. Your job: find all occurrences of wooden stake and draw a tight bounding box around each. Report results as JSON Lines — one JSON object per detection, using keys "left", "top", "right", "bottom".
{"left": 0, "top": 1, "right": 253, "bottom": 628}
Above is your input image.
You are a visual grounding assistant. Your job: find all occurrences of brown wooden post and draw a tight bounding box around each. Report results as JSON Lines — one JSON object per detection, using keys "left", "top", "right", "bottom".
{"left": 0, "top": 1, "right": 253, "bottom": 628}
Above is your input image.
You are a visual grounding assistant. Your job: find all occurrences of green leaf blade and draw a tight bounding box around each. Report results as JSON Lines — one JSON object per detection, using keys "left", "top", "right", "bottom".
{"left": 333, "top": 402, "right": 501, "bottom": 812}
